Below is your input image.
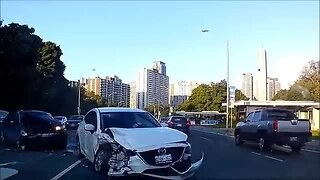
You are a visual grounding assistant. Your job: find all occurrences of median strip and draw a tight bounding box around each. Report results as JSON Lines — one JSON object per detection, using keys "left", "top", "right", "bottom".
{"left": 50, "top": 159, "right": 82, "bottom": 180}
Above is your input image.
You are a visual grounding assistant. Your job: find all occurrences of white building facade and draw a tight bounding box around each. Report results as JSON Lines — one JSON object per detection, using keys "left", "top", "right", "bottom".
{"left": 136, "top": 62, "right": 169, "bottom": 109}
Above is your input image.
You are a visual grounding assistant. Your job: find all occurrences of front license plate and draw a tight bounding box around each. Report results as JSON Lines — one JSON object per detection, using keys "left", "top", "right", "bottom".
{"left": 71, "top": 124, "right": 75, "bottom": 127}
{"left": 155, "top": 154, "right": 172, "bottom": 164}
{"left": 177, "top": 124, "right": 182, "bottom": 127}
{"left": 290, "top": 137, "right": 298, "bottom": 141}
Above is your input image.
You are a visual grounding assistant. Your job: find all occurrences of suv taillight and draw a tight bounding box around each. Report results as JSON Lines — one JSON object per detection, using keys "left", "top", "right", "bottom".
{"left": 273, "top": 120, "right": 278, "bottom": 132}
{"left": 168, "top": 121, "right": 174, "bottom": 127}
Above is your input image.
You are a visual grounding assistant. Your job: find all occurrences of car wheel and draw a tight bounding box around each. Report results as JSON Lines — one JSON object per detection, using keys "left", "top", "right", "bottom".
{"left": 75, "top": 136, "right": 84, "bottom": 158}
{"left": 258, "top": 137, "right": 270, "bottom": 151}
{"left": 16, "top": 139, "right": 26, "bottom": 151}
{"left": 291, "top": 145, "right": 302, "bottom": 152}
{"left": 94, "top": 148, "right": 111, "bottom": 175}
{"left": 0, "top": 131, "right": 4, "bottom": 142}
{"left": 235, "top": 133, "right": 244, "bottom": 146}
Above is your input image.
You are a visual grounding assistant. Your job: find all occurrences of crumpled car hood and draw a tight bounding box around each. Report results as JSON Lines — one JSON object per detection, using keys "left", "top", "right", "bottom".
{"left": 109, "top": 127, "right": 188, "bottom": 151}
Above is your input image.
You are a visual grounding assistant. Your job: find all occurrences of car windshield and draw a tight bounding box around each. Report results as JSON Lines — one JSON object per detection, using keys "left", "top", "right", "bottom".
{"left": 21, "top": 112, "right": 54, "bottom": 124}
{"left": 0, "top": 111, "right": 8, "bottom": 119}
{"left": 266, "top": 110, "right": 298, "bottom": 120}
{"left": 69, "top": 115, "right": 83, "bottom": 121}
{"left": 54, "top": 117, "right": 64, "bottom": 120}
{"left": 101, "top": 112, "right": 160, "bottom": 129}
{"left": 171, "top": 117, "right": 187, "bottom": 124}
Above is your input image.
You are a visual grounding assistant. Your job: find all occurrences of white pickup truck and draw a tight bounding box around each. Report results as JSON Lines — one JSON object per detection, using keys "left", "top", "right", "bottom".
{"left": 234, "top": 108, "right": 311, "bottom": 152}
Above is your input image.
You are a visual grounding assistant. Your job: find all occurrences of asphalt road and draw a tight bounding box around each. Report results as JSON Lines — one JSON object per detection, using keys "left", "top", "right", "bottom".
{"left": 1, "top": 128, "right": 320, "bottom": 180}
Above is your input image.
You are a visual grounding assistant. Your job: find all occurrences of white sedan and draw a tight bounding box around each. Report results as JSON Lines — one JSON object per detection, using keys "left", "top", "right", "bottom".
{"left": 76, "top": 107, "right": 203, "bottom": 179}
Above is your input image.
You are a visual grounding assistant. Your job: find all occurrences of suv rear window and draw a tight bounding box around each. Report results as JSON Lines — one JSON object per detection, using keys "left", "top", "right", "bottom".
{"left": 266, "top": 110, "right": 298, "bottom": 120}
{"left": 171, "top": 117, "right": 187, "bottom": 123}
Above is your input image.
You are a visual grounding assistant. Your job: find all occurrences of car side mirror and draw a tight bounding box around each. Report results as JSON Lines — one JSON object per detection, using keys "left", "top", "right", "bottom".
{"left": 84, "top": 124, "right": 95, "bottom": 133}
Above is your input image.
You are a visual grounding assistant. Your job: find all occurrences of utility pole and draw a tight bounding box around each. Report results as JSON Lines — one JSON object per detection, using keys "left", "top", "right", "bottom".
{"left": 226, "top": 41, "right": 230, "bottom": 129}
{"left": 77, "top": 80, "right": 81, "bottom": 115}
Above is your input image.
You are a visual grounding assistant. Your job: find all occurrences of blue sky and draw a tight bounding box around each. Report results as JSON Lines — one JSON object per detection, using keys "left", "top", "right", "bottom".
{"left": 2, "top": 1, "right": 319, "bottom": 89}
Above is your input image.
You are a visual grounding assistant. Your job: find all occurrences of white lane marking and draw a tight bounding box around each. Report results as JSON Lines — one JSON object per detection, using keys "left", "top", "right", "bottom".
{"left": 263, "top": 155, "right": 284, "bottom": 162}
{"left": 302, "top": 149, "right": 320, "bottom": 154}
{"left": 251, "top": 152, "right": 262, "bottom": 156}
{"left": 200, "top": 137, "right": 210, "bottom": 141}
{"left": 251, "top": 152, "right": 284, "bottom": 162}
{"left": 50, "top": 160, "right": 81, "bottom": 180}
{"left": 0, "top": 162, "right": 17, "bottom": 167}
{"left": 0, "top": 168, "right": 18, "bottom": 180}
{"left": 192, "top": 129, "right": 234, "bottom": 138}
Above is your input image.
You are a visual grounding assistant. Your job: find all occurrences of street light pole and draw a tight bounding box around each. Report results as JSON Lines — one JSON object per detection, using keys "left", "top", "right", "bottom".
{"left": 77, "top": 80, "right": 81, "bottom": 115}
{"left": 78, "top": 68, "right": 95, "bottom": 114}
{"left": 226, "top": 40, "right": 230, "bottom": 129}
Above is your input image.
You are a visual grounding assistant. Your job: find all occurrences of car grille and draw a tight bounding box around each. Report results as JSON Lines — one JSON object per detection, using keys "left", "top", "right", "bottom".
{"left": 138, "top": 147, "right": 184, "bottom": 166}
{"left": 142, "top": 168, "right": 177, "bottom": 176}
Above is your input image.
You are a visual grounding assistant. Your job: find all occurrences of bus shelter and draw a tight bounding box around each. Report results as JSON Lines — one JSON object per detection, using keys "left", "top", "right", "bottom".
{"left": 175, "top": 111, "right": 227, "bottom": 125}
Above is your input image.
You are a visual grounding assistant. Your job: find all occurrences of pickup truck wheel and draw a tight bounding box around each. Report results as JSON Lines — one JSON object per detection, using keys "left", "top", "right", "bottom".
{"left": 291, "top": 145, "right": 302, "bottom": 152}
{"left": 94, "top": 148, "right": 111, "bottom": 175}
{"left": 258, "top": 137, "right": 270, "bottom": 151}
{"left": 235, "top": 133, "right": 244, "bottom": 146}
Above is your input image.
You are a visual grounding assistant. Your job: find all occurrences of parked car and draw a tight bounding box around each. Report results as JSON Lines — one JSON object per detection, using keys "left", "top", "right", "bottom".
{"left": 76, "top": 107, "right": 203, "bottom": 179}
{"left": 234, "top": 108, "right": 311, "bottom": 152}
{"left": 54, "top": 116, "right": 68, "bottom": 127}
{"left": 66, "top": 115, "right": 84, "bottom": 129}
{"left": 0, "top": 110, "right": 67, "bottom": 150}
{"left": 167, "top": 116, "right": 191, "bottom": 136}
{"left": 159, "top": 116, "right": 169, "bottom": 127}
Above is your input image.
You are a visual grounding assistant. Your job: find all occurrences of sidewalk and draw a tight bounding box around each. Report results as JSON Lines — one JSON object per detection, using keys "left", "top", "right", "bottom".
{"left": 192, "top": 125, "right": 320, "bottom": 151}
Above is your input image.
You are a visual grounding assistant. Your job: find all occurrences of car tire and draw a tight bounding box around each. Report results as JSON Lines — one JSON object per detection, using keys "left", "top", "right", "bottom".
{"left": 235, "top": 133, "right": 244, "bottom": 146}
{"left": 0, "top": 131, "right": 4, "bottom": 142}
{"left": 75, "top": 136, "right": 84, "bottom": 158}
{"left": 16, "top": 138, "right": 27, "bottom": 151}
{"left": 291, "top": 145, "right": 302, "bottom": 152}
{"left": 258, "top": 137, "right": 270, "bottom": 151}
{"left": 94, "top": 148, "right": 111, "bottom": 175}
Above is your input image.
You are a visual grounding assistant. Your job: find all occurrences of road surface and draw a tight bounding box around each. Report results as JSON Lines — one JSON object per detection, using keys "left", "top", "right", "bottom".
{"left": 1, "top": 128, "right": 319, "bottom": 179}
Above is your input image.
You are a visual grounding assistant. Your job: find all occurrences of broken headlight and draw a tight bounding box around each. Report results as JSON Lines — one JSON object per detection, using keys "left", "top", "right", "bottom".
{"left": 183, "top": 143, "right": 192, "bottom": 160}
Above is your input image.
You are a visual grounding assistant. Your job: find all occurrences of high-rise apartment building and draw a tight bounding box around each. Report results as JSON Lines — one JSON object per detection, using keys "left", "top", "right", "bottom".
{"left": 170, "top": 95, "right": 188, "bottom": 108}
{"left": 85, "top": 77, "right": 102, "bottom": 96}
{"left": 84, "top": 76, "right": 130, "bottom": 107}
{"left": 152, "top": 61, "right": 166, "bottom": 75}
{"left": 136, "top": 62, "right": 169, "bottom": 109}
{"left": 257, "top": 48, "right": 268, "bottom": 101}
{"left": 267, "top": 77, "right": 281, "bottom": 101}
{"left": 241, "top": 73, "right": 253, "bottom": 100}
{"left": 130, "top": 81, "right": 137, "bottom": 108}
{"left": 175, "top": 81, "right": 200, "bottom": 96}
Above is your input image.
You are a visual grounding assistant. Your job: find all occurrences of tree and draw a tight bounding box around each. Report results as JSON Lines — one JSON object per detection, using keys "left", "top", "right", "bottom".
{"left": 295, "top": 60, "right": 320, "bottom": 102}
{"left": 177, "top": 80, "right": 248, "bottom": 112}
{"left": 273, "top": 60, "right": 320, "bottom": 102}
{"left": 0, "top": 23, "right": 42, "bottom": 111}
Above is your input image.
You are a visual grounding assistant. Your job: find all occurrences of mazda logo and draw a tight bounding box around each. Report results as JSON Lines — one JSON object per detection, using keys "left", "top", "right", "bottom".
{"left": 291, "top": 120, "right": 298, "bottom": 125}
{"left": 158, "top": 148, "right": 166, "bottom": 155}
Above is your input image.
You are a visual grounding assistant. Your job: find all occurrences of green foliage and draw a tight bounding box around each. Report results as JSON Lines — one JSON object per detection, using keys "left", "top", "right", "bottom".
{"left": 0, "top": 22, "right": 107, "bottom": 116}
{"left": 273, "top": 60, "right": 320, "bottom": 102}
{"left": 177, "top": 80, "right": 248, "bottom": 112}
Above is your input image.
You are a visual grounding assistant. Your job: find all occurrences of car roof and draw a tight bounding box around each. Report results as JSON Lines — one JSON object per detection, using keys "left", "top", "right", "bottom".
{"left": 97, "top": 107, "right": 146, "bottom": 113}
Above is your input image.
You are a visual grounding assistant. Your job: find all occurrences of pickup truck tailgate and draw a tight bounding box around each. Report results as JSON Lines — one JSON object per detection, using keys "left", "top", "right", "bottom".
{"left": 278, "top": 119, "right": 309, "bottom": 133}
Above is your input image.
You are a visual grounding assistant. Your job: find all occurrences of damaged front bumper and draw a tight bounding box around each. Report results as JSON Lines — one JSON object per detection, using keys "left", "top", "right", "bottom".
{"left": 141, "top": 153, "right": 204, "bottom": 180}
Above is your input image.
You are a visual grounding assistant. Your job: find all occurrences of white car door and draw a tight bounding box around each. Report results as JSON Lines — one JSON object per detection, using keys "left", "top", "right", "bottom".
{"left": 83, "top": 110, "right": 99, "bottom": 162}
